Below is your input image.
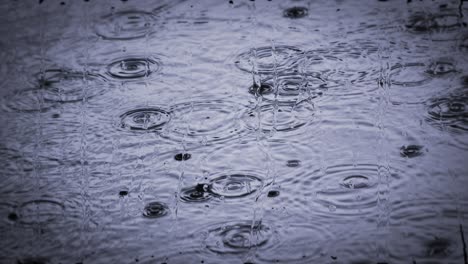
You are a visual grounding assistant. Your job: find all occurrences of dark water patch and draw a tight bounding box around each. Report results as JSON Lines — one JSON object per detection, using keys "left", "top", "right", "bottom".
{"left": 35, "top": 69, "right": 110, "bottom": 103}
{"left": 208, "top": 172, "right": 263, "bottom": 199}
{"left": 118, "top": 107, "right": 171, "bottom": 132}
{"left": 179, "top": 184, "right": 211, "bottom": 203}
{"left": 426, "top": 93, "right": 468, "bottom": 134}
{"left": 3, "top": 89, "right": 52, "bottom": 112}
{"left": 106, "top": 56, "right": 161, "bottom": 81}
{"left": 406, "top": 12, "right": 461, "bottom": 33}
{"left": 389, "top": 199, "right": 466, "bottom": 262}
{"left": 424, "top": 237, "right": 453, "bottom": 257}
{"left": 95, "top": 10, "right": 155, "bottom": 40}
{"left": 17, "top": 257, "right": 49, "bottom": 264}
{"left": 163, "top": 98, "right": 247, "bottom": 145}
{"left": 242, "top": 100, "right": 315, "bottom": 133}
{"left": 18, "top": 199, "right": 65, "bottom": 225}
{"left": 174, "top": 153, "right": 191, "bottom": 161}
{"left": 235, "top": 45, "right": 302, "bottom": 75}
{"left": 204, "top": 221, "right": 273, "bottom": 254}
{"left": 142, "top": 202, "right": 169, "bottom": 218}
{"left": 400, "top": 145, "right": 424, "bottom": 158}
{"left": 283, "top": 7, "right": 308, "bottom": 19}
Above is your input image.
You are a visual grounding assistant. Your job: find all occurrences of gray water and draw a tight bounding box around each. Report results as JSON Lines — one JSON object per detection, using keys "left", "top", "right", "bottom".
{"left": 0, "top": 0, "right": 467, "bottom": 263}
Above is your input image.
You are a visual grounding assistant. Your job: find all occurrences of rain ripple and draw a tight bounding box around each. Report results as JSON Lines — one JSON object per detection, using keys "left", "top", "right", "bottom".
{"left": 95, "top": 10, "right": 155, "bottom": 40}
{"left": 235, "top": 45, "right": 302, "bottom": 75}
{"left": 162, "top": 98, "right": 248, "bottom": 145}
{"left": 106, "top": 56, "right": 161, "bottom": 81}
{"left": 118, "top": 107, "right": 171, "bottom": 132}
{"left": 203, "top": 221, "right": 273, "bottom": 254}
{"left": 426, "top": 93, "right": 468, "bottom": 134}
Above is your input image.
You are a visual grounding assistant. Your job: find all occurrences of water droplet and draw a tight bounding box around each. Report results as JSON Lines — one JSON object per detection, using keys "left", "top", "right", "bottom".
{"left": 400, "top": 145, "right": 424, "bottom": 158}
{"left": 174, "top": 153, "right": 191, "bottom": 161}
{"left": 106, "top": 56, "right": 161, "bottom": 80}
{"left": 8, "top": 212, "right": 18, "bottom": 221}
{"left": 142, "top": 202, "right": 169, "bottom": 218}
{"left": 341, "top": 175, "right": 370, "bottom": 189}
{"left": 205, "top": 221, "right": 272, "bottom": 254}
{"left": 267, "top": 190, "right": 280, "bottom": 197}
{"left": 179, "top": 184, "right": 211, "bottom": 203}
{"left": 95, "top": 11, "right": 155, "bottom": 40}
{"left": 286, "top": 159, "right": 301, "bottom": 167}
{"left": 283, "top": 7, "right": 308, "bottom": 19}
{"left": 426, "top": 60, "right": 456, "bottom": 76}
{"left": 119, "top": 107, "right": 171, "bottom": 132}
{"left": 208, "top": 172, "right": 263, "bottom": 199}
{"left": 426, "top": 94, "right": 468, "bottom": 133}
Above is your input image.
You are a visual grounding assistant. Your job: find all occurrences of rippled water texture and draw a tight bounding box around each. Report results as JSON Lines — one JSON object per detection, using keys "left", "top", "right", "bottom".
{"left": 0, "top": 0, "right": 467, "bottom": 263}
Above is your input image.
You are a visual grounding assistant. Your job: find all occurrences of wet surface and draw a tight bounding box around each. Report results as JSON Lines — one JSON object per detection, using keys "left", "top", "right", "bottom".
{"left": 0, "top": 0, "right": 467, "bottom": 263}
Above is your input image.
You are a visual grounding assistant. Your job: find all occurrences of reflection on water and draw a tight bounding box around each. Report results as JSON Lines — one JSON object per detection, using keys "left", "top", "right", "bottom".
{"left": 0, "top": 0, "right": 467, "bottom": 263}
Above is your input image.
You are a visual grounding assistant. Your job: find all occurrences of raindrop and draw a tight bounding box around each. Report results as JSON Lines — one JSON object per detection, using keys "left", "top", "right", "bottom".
{"left": 205, "top": 221, "right": 272, "bottom": 254}
{"left": 142, "top": 202, "right": 169, "bottom": 218}
{"left": 174, "top": 153, "right": 191, "bottom": 161}
{"left": 267, "top": 190, "right": 280, "bottom": 197}
{"left": 119, "top": 107, "right": 171, "bottom": 132}
{"left": 249, "top": 82, "right": 274, "bottom": 97}
{"left": 426, "top": 95, "right": 468, "bottom": 133}
{"left": 8, "top": 212, "right": 18, "bottom": 221}
{"left": 286, "top": 159, "right": 301, "bottom": 167}
{"left": 340, "top": 175, "right": 370, "bottom": 189}
{"left": 95, "top": 11, "right": 155, "bottom": 40}
{"left": 426, "top": 60, "right": 456, "bottom": 76}
{"left": 400, "top": 145, "right": 424, "bottom": 158}
{"left": 106, "top": 56, "right": 161, "bottom": 80}
{"left": 179, "top": 184, "right": 211, "bottom": 203}
{"left": 283, "top": 7, "right": 309, "bottom": 19}
{"left": 208, "top": 172, "right": 263, "bottom": 199}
